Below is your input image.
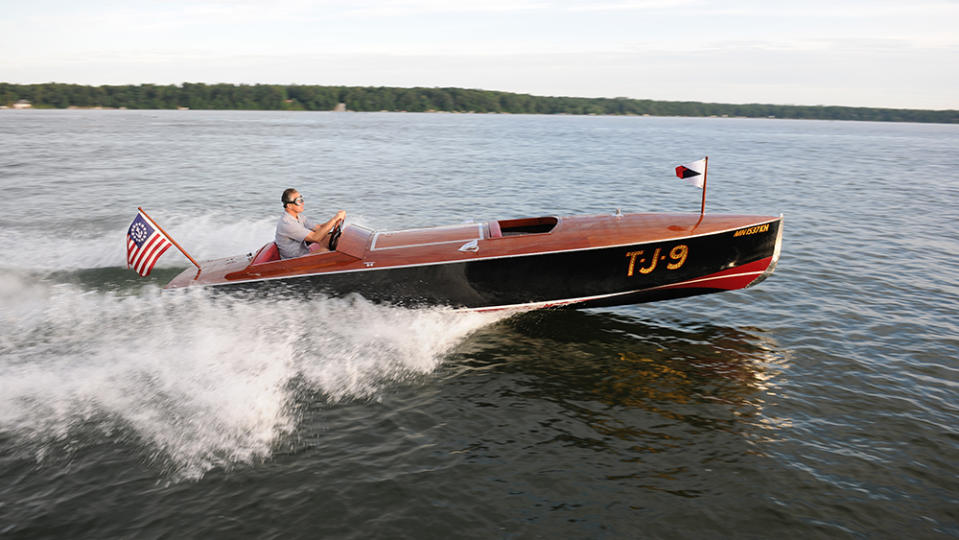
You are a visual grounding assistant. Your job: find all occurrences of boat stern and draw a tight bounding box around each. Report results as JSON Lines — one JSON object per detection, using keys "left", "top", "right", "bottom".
{"left": 163, "top": 253, "right": 253, "bottom": 289}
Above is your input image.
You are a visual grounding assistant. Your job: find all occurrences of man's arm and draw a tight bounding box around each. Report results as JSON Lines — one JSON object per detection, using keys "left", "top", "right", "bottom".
{"left": 304, "top": 210, "right": 346, "bottom": 243}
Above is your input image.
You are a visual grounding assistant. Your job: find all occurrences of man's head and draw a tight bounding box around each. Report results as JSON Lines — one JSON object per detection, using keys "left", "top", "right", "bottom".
{"left": 282, "top": 188, "right": 304, "bottom": 212}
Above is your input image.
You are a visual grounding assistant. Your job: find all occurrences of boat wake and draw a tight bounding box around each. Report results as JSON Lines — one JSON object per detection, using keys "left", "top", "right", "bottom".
{"left": 0, "top": 212, "right": 281, "bottom": 273}
{"left": 0, "top": 209, "right": 394, "bottom": 276}
{"left": 0, "top": 270, "right": 506, "bottom": 480}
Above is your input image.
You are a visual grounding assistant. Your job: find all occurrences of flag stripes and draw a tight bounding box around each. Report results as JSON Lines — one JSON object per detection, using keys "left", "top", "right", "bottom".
{"left": 126, "top": 210, "right": 174, "bottom": 277}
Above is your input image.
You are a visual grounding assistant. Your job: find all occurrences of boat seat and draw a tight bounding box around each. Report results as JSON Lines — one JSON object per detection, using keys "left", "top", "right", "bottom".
{"left": 488, "top": 220, "right": 502, "bottom": 238}
{"left": 251, "top": 242, "right": 280, "bottom": 264}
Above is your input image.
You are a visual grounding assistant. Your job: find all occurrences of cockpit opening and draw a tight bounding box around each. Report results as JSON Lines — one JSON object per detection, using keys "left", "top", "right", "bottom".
{"left": 490, "top": 216, "right": 558, "bottom": 237}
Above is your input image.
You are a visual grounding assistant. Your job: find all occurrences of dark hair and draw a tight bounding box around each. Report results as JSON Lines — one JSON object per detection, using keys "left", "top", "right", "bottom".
{"left": 281, "top": 188, "right": 298, "bottom": 206}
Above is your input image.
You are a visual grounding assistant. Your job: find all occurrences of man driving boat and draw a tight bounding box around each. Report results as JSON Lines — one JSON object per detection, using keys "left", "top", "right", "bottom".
{"left": 275, "top": 188, "right": 346, "bottom": 259}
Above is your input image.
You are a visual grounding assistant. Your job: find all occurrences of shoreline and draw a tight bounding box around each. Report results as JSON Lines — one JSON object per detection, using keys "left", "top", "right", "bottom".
{"left": 5, "top": 107, "right": 959, "bottom": 126}
{"left": 3, "top": 83, "right": 956, "bottom": 124}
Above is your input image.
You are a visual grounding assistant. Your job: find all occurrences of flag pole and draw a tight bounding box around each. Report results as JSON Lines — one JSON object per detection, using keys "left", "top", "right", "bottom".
{"left": 700, "top": 156, "right": 708, "bottom": 216}
{"left": 137, "top": 207, "right": 201, "bottom": 270}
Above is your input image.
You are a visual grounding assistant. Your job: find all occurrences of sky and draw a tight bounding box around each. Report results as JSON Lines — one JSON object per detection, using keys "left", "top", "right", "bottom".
{"left": 2, "top": 0, "right": 957, "bottom": 110}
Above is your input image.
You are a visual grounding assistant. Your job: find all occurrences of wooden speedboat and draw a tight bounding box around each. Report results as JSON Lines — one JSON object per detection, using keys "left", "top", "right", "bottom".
{"left": 164, "top": 211, "right": 783, "bottom": 311}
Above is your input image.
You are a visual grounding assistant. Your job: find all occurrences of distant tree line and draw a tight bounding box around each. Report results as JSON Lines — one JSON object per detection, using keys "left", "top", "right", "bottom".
{"left": 1, "top": 82, "right": 956, "bottom": 124}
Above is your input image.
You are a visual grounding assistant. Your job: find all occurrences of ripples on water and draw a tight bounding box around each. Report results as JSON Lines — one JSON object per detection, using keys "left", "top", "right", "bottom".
{"left": 0, "top": 111, "right": 957, "bottom": 538}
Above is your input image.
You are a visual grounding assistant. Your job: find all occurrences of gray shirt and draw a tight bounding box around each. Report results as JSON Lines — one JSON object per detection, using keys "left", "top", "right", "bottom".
{"left": 275, "top": 212, "right": 319, "bottom": 259}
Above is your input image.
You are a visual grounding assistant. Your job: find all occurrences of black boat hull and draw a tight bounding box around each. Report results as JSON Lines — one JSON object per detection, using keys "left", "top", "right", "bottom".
{"left": 208, "top": 218, "right": 782, "bottom": 310}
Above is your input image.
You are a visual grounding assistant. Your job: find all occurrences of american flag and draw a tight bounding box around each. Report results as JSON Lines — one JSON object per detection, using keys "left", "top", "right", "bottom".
{"left": 127, "top": 210, "right": 173, "bottom": 276}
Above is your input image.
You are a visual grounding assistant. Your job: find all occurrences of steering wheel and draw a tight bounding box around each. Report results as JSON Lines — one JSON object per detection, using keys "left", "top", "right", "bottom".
{"left": 328, "top": 220, "right": 343, "bottom": 251}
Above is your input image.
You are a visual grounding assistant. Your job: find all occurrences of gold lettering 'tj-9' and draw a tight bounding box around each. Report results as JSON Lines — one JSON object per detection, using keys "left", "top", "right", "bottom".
{"left": 625, "top": 244, "right": 689, "bottom": 276}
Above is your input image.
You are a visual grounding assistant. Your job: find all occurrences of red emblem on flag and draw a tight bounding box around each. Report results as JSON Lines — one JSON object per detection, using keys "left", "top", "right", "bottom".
{"left": 675, "top": 158, "right": 706, "bottom": 189}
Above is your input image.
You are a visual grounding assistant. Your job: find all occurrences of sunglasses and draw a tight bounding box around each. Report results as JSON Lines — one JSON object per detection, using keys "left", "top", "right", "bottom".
{"left": 287, "top": 197, "right": 304, "bottom": 205}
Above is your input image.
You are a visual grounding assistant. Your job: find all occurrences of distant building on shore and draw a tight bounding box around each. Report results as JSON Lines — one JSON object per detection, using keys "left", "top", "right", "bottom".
{"left": 333, "top": 102, "right": 347, "bottom": 112}
{"left": 13, "top": 99, "right": 32, "bottom": 109}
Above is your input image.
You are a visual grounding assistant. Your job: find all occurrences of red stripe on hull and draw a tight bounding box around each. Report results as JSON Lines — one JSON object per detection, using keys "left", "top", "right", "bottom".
{"left": 468, "top": 256, "right": 775, "bottom": 312}
{"left": 656, "top": 256, "right": 773, "bottom": 291}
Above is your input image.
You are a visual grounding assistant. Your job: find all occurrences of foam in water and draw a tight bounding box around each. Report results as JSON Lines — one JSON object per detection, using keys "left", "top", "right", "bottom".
{"left": 0, "top": 272, "right": 506, "bottom": 479}
{"left": 0, "top": 209, "right": 413, "bottom": 274}
{"left": 0, "top": 212, "right": 279, "bottom": 272}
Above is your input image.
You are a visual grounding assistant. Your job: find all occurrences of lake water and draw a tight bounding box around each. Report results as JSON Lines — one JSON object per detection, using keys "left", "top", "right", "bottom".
{"left": 0, "top": 110, "right": 957, "bottom": 538}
